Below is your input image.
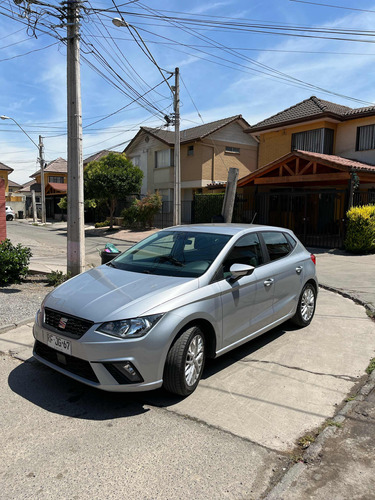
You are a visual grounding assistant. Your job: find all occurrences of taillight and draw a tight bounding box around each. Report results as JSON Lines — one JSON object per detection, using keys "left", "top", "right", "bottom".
{"left": 310, "top": 254, "right": 316, "bottom": 265}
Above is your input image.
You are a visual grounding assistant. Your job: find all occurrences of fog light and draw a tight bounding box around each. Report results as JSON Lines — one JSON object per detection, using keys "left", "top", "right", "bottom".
{"left": 103, "top": 361, "right": 143, "bottom": 384}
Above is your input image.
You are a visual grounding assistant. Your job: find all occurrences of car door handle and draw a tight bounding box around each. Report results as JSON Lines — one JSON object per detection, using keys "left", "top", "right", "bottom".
{"left": 264, "top": 279, "right": 274, "bottom": 287}
{"left": 295, "top": 266, "right": 303, "bottom": 275}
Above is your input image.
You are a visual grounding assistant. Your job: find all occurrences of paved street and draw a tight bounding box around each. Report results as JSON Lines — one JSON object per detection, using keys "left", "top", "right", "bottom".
{"left": 6, "top": 220, "right": 133, "bottom": 271}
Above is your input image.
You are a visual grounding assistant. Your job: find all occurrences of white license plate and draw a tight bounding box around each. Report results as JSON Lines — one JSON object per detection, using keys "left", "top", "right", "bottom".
{"left": 47, "top": 333, "right": 71, "bottom": 355}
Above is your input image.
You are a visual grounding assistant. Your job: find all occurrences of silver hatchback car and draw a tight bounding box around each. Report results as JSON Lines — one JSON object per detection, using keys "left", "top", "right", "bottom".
{"left": 33, "top": 224, "right": 317, "bottom": 396}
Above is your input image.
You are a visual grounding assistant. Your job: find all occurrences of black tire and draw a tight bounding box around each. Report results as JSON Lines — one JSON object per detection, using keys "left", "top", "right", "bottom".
{"left": 163, "top": 325, "right": 205, "bottom": 396}
{"left": 6, "top": 214, "right": 13, "bottom": 221}
{"left": 291, "top": 282, "right": 316, "bottom": 327}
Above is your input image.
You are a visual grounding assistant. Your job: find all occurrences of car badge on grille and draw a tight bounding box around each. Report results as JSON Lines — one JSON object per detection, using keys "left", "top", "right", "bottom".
{"left": 58, "top": 317, "right": 68, "bottom": 330}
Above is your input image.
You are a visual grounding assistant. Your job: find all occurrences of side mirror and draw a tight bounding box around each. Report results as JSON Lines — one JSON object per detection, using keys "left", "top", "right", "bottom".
{"left": 229, "top": 263, "right": 255, "bottom": 280}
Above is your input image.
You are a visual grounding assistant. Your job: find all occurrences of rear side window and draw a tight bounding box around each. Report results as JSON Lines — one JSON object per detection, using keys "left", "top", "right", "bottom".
{"left": 262, "top": 231, "right": 291, "bottom": 261}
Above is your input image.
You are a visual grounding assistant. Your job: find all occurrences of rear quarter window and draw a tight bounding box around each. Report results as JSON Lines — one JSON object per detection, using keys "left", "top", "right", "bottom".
{"left": 261, "top": 231, "right": 291, "bottom": 262}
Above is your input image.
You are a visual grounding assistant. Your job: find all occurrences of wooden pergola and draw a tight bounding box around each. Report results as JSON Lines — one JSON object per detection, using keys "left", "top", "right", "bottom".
{"left": 238, "top": 150, "right": 375, "bottom": 188}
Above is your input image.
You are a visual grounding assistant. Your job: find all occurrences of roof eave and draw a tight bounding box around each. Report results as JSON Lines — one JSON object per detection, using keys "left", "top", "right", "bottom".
{"left": 244, "top": 112, "right": 342, "bottom": 135}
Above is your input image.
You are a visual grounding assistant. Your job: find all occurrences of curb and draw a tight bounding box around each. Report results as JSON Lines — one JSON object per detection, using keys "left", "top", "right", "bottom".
{"left": 0, "top": 317, "right": 35, "bottom": 334}
{"left": 265, "top": 370, "right": 375, "bottom": 499}
{"left": 319, "top": 283, "right": 375, "bottom": 316}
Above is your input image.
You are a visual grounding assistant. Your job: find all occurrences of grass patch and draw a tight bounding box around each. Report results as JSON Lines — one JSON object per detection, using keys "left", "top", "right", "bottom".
{"left": 366, "top": 358, "right": 375, "bottom": 375}
{"left": 325, "top": 420, "right": 343, "bottom": 429}
{"left": 47, "top": 270, "right": 72, "bottom": 287}
{"left": 298, "top": 434, "right": 315, "bottom": 449}
{"left": 345, "top": 396, "right": 357, "bottom": 402}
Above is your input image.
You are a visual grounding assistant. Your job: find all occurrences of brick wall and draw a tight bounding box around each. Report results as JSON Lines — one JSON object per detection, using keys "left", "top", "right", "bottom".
{"left": 0, "top": 177, "right": 6, "bottom": 241}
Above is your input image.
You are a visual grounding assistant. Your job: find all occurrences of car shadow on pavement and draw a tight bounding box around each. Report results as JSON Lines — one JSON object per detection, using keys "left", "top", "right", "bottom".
{"left": 8, "top": 323, "right": 292, "bottom": 419}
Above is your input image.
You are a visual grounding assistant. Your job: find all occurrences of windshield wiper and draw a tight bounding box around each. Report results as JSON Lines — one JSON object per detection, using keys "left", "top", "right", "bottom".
{"left": 157, "top": 255, "right": 184, "bottom": 267}
{"left": 106, "top": 261, "right": 117, "bottom": 268}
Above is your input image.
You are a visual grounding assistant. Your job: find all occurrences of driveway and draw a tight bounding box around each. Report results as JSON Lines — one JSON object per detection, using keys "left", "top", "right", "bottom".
{"left": 1, "top": 289, "right": 374, "bottom": 498}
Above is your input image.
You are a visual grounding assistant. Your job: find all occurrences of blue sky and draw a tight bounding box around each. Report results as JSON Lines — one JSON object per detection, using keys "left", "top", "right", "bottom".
{"left": 1, "top": 0, "right": 375, "bottom": 185}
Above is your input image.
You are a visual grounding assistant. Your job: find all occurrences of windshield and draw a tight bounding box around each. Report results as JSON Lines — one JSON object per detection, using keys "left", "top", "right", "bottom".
{"left": 110, "top": 231, "right": 232, "bottom": 278}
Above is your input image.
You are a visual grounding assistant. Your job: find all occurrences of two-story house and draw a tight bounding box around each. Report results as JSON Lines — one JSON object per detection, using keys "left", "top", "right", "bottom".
{"left": 30, "top": 157, "right": 67, "bottom": 219}
{"left": 0, "top": 161, "right": 13, "bottom": 198}
{"left": 238, "top": 96, "right": 375, "bottom": 247}
{"left": 124, "top": 115, "right": 258, "bottom": 221}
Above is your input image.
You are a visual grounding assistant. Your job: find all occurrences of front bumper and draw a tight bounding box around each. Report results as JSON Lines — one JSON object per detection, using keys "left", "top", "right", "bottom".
{"left": 32, "top": 312, "right": 169, "bottom": 392}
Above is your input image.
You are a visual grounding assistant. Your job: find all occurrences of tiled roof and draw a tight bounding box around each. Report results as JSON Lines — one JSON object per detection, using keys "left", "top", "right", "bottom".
{"left": 141, "top": 115, "right": 247, "bottom": 145}
{"left": 48, "top": 182, "right": 67, "bottom": 192}
{"left": 248, "top": 96, "right": 375, "bottom": 132}
{"left": 296, "top": 150, "right": 375, "bottom": 172}
{"left": 8, "top": 179, "right": 22, "bottom": 188}
{"left": 83, "top": 150, "right": 119, "bottom": 165}
{"left": 31, "top": 157, "right": 67, "bottom": 177}
{"left": 0, "top": 161, "right": 13, "bottom": 172}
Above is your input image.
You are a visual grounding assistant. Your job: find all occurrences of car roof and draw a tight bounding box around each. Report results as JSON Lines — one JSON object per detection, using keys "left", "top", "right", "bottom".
{"left": 161, "top": 223, "right": 294, "bottom": 236}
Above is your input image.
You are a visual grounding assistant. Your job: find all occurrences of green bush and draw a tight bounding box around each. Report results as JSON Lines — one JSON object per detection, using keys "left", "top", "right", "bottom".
{"left": 121, "top": 192, "right": 162, "bottom": 229}
{"left": 95, "top": 220, "right": 110, "bottom": 228}
{"left": 0, "top": 239, "right": 32, "bottom": 286}
{"left": 345, "top": 205, "right": 375, "bottom": 254}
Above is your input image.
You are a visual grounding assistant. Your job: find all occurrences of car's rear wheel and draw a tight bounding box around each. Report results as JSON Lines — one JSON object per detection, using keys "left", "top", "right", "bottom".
{"left": 6, "top": 214, "right": 13, "bottom": 221}
{"left": 163, "top": 325, "right": 205, "bottom": 396}
{"left": 291, "top": 283, "right": 316, "bottom": 327}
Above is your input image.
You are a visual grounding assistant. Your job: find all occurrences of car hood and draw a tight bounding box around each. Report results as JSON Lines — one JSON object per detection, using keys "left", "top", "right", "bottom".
{"left": 43, "top": 264, "right": 198, "bottom": 323}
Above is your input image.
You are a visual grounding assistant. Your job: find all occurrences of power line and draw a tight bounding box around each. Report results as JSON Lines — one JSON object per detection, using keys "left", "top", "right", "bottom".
{"left": 289, "top": 0, "right": 375, "bottom": 13}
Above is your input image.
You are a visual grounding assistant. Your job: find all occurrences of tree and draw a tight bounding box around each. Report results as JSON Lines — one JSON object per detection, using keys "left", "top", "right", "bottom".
{"left": 84, "top": 152, "right": 143, "bottom": 228}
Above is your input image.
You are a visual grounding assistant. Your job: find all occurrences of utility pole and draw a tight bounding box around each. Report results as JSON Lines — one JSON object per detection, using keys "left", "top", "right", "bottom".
{"left": 66, "top": 0, "right": 85, "bottom": 276}
{"left": 31, "top": 189, "right": 36, "bottom": 223}
{"left": 38, "top": 135, "right": 46, "bottom": 224}
{"left": 173, "top": 67, "right": 181, "bottom": 226}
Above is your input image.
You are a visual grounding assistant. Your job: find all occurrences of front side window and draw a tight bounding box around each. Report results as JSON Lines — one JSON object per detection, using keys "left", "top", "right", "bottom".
{"left": 356, "top": 124, "right": 375, "bottom": 151}
{"left": 112, "top": 231, "right": 232, "bottom": 278}
{"left": 261, "top": 232, "right": 291, "bottom": 261}
{"left": 222, "top": 233, "right": 263, "bottom": 278}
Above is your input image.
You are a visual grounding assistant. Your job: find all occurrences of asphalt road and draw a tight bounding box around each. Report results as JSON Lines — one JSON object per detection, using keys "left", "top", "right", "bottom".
{"left": 6, "top": 221, "right": 132, "bottom": 268}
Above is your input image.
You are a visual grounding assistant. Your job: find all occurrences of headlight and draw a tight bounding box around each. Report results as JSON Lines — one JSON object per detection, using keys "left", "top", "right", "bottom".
{"left": 97, "top": 314, "right": 163, "bottom": 339}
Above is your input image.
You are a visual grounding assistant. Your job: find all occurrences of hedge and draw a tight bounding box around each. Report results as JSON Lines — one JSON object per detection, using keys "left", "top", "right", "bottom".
{"left": 344, "top": 205, "right": 375, "bottom": 254}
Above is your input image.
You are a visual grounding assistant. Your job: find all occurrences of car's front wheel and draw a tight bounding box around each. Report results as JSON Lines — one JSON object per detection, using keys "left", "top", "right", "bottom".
{"left": 163, "top": 325, "right": 205, "bottom": 396}
{"left": 6, "top": 214, "right": 14, "bottom": 221}
{"left": 291, "top": 282, "right": 316, "bottom": 327}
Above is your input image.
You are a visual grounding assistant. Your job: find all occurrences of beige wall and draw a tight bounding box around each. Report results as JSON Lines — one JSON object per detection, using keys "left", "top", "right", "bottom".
{"left": 0, "top": 171, "right": 9, "bottom": 193}
{"left": 257, "top": 121, "right": 337, "bottom": 168}
{"left": 336, "top": 116, "right": 375, "bottom": 164}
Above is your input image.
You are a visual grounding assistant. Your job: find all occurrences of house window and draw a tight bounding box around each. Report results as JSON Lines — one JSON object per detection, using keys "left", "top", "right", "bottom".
{"left": 291, "top": 128, "right": 334, "bottom": 154}
{"left": 131, "top": 155, "right": 140, "bottom": 166}
{"left": 225, "top": 146, "right": 240, "bottom": 154}
{"left": 155, "top": 149, "right": 174, "bottom": 168}
{"left": 48, "top": 176, "right": 65, "bottom": 183}
{"left": 187, "top": 145, "right": 194, "bottom": 156}
{"left": 356, "top": 124, "right": 375, "bottom": 151}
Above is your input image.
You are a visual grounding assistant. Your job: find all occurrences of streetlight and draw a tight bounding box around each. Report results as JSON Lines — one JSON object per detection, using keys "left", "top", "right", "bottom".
{"left": 0, "top": 115, "right": 46, "bottom": 223}
{"left": 111, "top": 18, "right": 181, "bottom": 225}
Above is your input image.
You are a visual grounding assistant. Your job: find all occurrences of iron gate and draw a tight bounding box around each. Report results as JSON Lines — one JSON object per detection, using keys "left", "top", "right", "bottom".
{"left": 255, "top": 189, "right": 348, "bottom": 248}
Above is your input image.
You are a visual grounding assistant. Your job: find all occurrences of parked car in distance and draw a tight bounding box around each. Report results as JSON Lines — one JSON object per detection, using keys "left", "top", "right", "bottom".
{"left": 5, "top": 206, "right": 15, "bottom": 221}
{"left": 33, "top": 224, "right": 318, "bottom": 397}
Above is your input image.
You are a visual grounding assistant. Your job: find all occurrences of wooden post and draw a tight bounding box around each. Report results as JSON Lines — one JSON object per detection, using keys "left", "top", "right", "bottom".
{"left": 222, "top": 168, "right": 239, "bottom": 223}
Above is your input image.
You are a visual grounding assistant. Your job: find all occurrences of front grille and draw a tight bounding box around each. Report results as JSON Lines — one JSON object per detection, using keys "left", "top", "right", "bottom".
{"left": 44, "top": 308, "right": 94, "bottom": 339}
{"left": 34, "top": 340, "right": 99, "bottom": 383}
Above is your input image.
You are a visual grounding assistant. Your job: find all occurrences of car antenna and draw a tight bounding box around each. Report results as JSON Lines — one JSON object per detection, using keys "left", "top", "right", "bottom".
{"left": 251, "top": 212, "right": 257, "bottom": 224}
